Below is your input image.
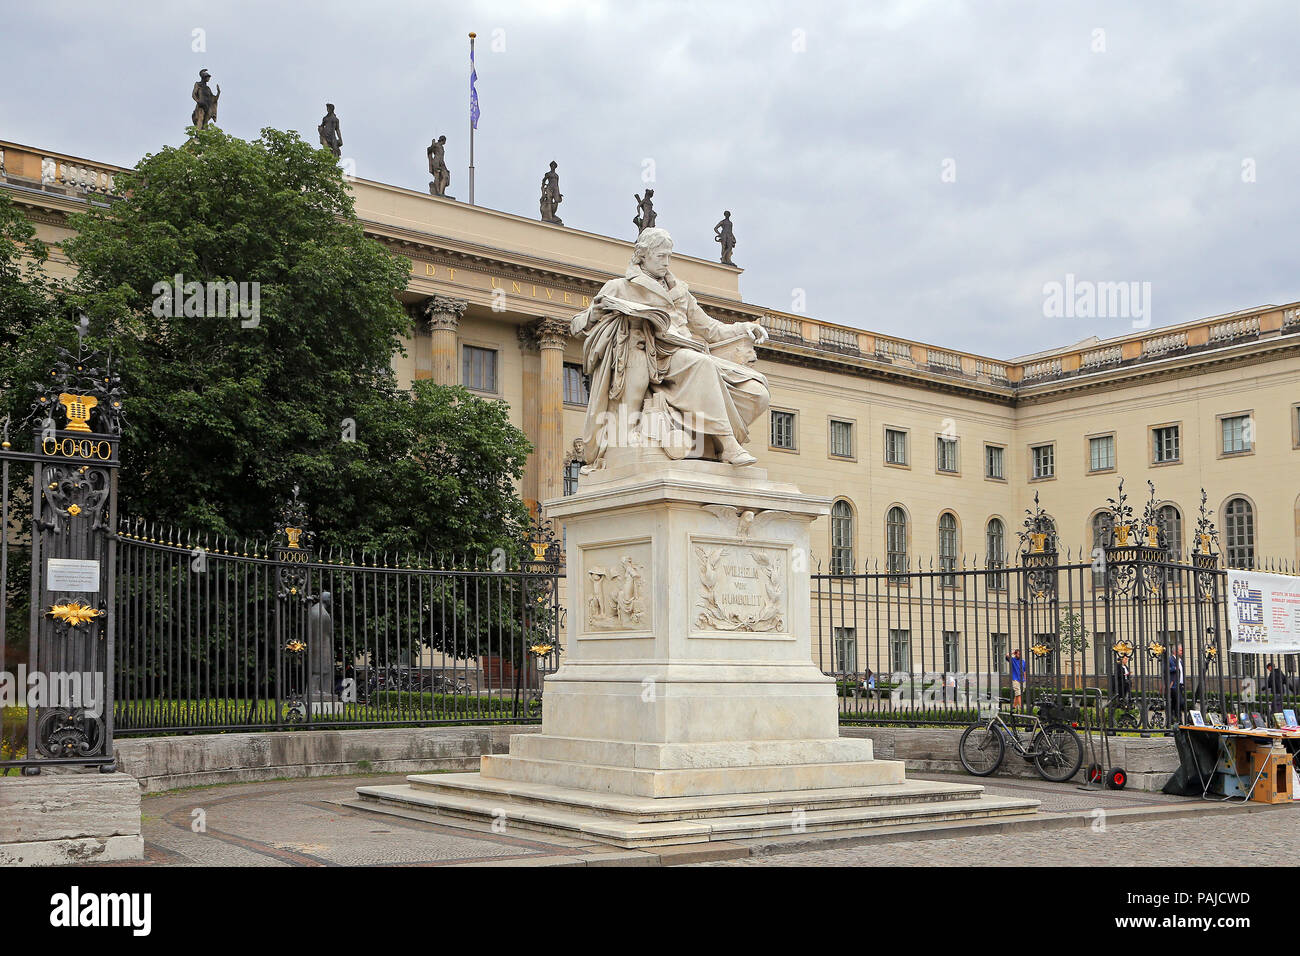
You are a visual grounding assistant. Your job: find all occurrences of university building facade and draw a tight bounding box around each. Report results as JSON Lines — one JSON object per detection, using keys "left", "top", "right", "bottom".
{"left": 5, "top": 139, "right": 1299, "bottom": 675}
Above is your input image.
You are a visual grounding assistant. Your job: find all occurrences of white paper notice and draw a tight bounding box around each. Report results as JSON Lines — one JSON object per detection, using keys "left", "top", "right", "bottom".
{"left": 46, "top": 558, "right": 101, "bottom": 593}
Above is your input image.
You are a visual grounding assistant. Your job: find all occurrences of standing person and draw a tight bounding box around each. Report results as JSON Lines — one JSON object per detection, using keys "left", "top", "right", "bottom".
{"left": 1115, "top": 654, "right": 1132, "bottom": 701}
{"left": 1168, "top": 644, "right": 1187, "bottom": 724}
{"left": 1265, "top": 662, "right": 1287, "bottom": 714}
{"left": 1006, "top": 649, "right": 1027, "bottom": 710}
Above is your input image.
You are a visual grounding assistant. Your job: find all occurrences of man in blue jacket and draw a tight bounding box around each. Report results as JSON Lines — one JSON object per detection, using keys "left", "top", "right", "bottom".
{"left": 1006, "top": 649, "right": 1027, "bottom": 710}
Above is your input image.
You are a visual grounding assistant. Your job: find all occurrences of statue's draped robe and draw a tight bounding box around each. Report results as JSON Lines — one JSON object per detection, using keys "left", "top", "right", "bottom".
{"left": 572, "top": 265, "right": 769, "bottom": 466}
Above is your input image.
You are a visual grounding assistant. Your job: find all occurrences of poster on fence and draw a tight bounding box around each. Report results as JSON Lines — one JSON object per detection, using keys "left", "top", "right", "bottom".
{"left": 1226, "top": 569, "right": 1300, "bottom": 654}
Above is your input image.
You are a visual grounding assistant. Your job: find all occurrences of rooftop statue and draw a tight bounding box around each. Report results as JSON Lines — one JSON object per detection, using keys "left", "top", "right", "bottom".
{"left": 427, "top": 135, "right": 451, "bottom": 197}
{"left": 569, "top": 227, "right": 770, "bottom": 470}
{"left": 714, "top": 210, "right": 737, "bottom": 265}
{"left": 540, "top": 160, "right": 563, "bottom": 224}
{"left": 318, "top": 103, "right": 342, "bottom": 158}
{"left": 632, "top": 189, "right": 656, "bottom": 234}
{"left": 191, "top": 69, "right": 220, "bottom": 129}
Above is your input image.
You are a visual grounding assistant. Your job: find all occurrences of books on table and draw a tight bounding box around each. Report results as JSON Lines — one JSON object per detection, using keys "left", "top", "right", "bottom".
{"left": 1189, "top": 710, "right": 1205, "bottom": 726}
{"left": 1207, "top": 712, "right": 1225, "bottom": 728}
{"left": 1285, "top": 709, "right": 1298, "bottom": 728}
{"left": 1251, "top": 712, "right": 1266, "bottom": 731}
{"left": 1227, "top": 712, "right": 1239, "bottom": 728}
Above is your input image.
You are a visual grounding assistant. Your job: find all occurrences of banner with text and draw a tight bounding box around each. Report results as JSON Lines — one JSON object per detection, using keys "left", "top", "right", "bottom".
{"left": 1227, "top": 569, "right": 1300, "bottom": 654}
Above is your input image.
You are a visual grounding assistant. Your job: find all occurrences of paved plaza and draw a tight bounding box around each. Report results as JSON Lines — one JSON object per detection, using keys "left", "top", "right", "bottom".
{"left": 100, "top": 770, "right": 1299, "bottom": 867}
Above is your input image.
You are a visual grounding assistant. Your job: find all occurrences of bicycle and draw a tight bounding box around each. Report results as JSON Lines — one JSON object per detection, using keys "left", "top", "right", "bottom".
{"left": 958, "top": 706, "right": 1084, "bottom": 782}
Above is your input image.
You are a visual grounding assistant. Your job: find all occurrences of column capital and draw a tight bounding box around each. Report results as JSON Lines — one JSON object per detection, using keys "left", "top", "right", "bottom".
{"left": 533, "top": 316, "right": 570, "bottom": 350}
{"left": 516, "top": 324, "right": 540, "bottom": 353}
{"left": 424, "top": 295, "right": 468, "bottom": 331}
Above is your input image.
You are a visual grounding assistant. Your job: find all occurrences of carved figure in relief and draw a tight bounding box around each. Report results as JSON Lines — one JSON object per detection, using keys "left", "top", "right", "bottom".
{"left": 587, "top": 556, "right": 647, "bottom": 629}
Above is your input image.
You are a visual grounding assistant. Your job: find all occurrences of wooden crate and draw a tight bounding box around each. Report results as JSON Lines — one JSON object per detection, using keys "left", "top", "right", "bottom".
{"left": 1250, "top": 747, "right": 1294, "bottom": 804}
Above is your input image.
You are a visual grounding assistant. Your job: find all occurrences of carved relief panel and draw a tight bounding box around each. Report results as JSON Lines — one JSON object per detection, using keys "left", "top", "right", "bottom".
{"left": 581, "top": 540, "right": 652, "bottom": 636}
{"left": 691, "top": 538, "right": 790, "bottom": 635}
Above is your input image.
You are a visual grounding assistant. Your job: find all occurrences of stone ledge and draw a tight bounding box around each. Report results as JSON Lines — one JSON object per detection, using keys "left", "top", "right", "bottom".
{"left": 115, "top": 725, "right": 540, "bottom": 792}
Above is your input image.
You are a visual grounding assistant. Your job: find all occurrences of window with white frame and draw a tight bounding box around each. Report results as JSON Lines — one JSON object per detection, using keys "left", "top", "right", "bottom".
{"left": 1221, "top": 415, "right": 1251, "bottom": 455}
{"left": 936, "top": 436, "right": 958, "bottom": 473}
{"left": 890, "top": 629, "right": 911, "bottom": 674}
{"left": 939, "top": 512, "right": 958, "bottom": 586}
{"left": 770, "top": 410, "right": 796, "bottom": 449}
{"left": 1089, "top": 435, "right": 1115, "bottom": 472}
{"left": 563, "top": 363, "right": 589, "bottom": 406}
{"left": 830, "top": 419, "right": 854, "bottom": 458}
{"left": 462, "top": 345, "right": 498, "bottom": 392}
{"left": 1152, "top": 425, "right": 1180, "bottom": 464}
{"left": 834, "top": 627, "right": 858, "bottom": 674}
{"left": 830, "top": 500, "right": 854, "bottom": 574}
{"left": 885, "top": 428, "right": 908, "bottom": 465}
{"left": 985, "top": 445, "right": 1004, "bottom": 480}
{"left": 1031, "top": 443, "right": 1055, "bottom": 479}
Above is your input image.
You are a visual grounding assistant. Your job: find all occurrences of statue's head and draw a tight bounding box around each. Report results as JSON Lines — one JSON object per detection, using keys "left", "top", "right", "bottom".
{"left": 326, "top": 103, "right": 335, "bottom": 112}
{"left": 632, "top": 227, "right": 673, "bottom": 279}
{"left": 550, "top": 160, "right": 558, "bottom": 169}
{"left": 199, "top": 69, "right": 211, "bottom": 80}
{"left": 723, "top": 210, "right": 731, "bottom": 218}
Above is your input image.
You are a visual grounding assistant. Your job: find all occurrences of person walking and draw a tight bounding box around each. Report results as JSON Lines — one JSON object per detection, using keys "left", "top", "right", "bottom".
{"left": 1006, "top": 649, "right": 1027, "bottom": 710}
{"left": 1265, "top": 662, "right": 1287, "bottom": 714}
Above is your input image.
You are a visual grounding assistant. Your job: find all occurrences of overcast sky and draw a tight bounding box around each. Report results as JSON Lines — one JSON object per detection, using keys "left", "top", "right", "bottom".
{"left": 3, "top": 0, "right": 1297, "bottom": 357}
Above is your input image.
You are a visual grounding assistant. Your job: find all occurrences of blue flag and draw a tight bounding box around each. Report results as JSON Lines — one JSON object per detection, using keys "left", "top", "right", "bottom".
{"left": 470, "top": 45, "right": 480, "bottom": 130}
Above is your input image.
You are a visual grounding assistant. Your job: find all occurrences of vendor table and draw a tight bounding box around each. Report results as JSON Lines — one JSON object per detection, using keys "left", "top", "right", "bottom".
{"left": 1177, "top": 725, "right": 1300, "bottom": 803}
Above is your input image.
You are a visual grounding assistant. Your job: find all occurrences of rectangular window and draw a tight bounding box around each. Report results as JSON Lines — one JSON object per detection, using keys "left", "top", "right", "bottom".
{"left": 991, "top": 634, "right": 1007, "bottom": 672}
{"left": 942, "top": 631, "right": 961, "bottom": 673}
{"left": 1152, "top": 425, "right": 1180, "bottom": 463}
{"left": 563, "top": 363, "right": 589, "bottom": 406}
{"left": 885, "top": 428, "right": 908, "bottom": 465}
{"left": 770, "top": 410, "right": 796, "bottom": 450}
{"left": 1089, "top": 435, "right": 1115, "bottom": 472}
{"left": 1031, "top": 443, "right": 1055, "bottom": 479}
{"left": 985, "top": 445, "right": 1004, "bottom": 480}
{"left": 462, "top": 345, "right": 497, "bottom": 393}
{"left": 936, "top": 437, "right": 958, "bottom": 473}
{"left": 1221, "top": 414, "right": 1251, "bottom": 455}
{"left": 889, "top": 629, "right": 911, "bottom": 674}
{"left": 834, "top": 627, "right": 857, "bottom": 674}
{"left": 563, "top": 460, "right": 581, "bottom": 496}
{"left": 829, "top": 419, "right": 853, "bottom": 458}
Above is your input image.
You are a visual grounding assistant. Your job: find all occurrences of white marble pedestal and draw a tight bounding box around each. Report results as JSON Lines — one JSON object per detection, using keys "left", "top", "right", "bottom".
{"left": 358, "top": 457, "right": 1037, "bottom": 846}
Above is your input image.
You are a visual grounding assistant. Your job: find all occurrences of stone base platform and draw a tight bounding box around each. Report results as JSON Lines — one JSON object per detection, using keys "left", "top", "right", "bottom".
{"left": 0, "top": 771, "right": 143, "bottom": 866}
{"left": 356, "top": 767, "right": 1040, "bottom": 848}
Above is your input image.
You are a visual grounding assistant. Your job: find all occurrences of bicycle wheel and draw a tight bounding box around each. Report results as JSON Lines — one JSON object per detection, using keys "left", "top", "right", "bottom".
{"left": 1032, "top": 723, "right": 1083, "bottom": 782}
{"left": 958, "top": 722, "right": 1005, "bottom": 776}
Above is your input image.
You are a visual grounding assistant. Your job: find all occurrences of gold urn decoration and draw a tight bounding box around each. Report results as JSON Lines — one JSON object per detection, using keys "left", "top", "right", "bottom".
{"left": 57, "top": 393, "right": 98, "bottom": 433}
{"left": 285, "top": 527, "right": 303, "bottom": 549}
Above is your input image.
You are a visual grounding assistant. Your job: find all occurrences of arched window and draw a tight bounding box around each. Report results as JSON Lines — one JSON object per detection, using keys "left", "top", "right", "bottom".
{"left": 886, "top": 506, "right": 908, "bottom": 580}
{"left": 1225, "top": 498, "right": 1255, "bottom": 569}
{"left": 986, "top": 518, "right": 1005, "bottom": 590}
{"left": 1091, "top": 512, "right": 1113, "bottom": 586}
{"left": 830, "top": 500, "right": 854, "bottom": 574}
{"left": 1158, "top": 504, "right": 1183, "bottom": 563}
{"left": 939, "top": 512, "right": 958, "bottom": 586}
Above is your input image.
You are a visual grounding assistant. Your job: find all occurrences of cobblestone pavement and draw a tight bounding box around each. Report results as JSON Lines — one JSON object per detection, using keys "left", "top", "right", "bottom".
{"left": 99, "top": 771, "right": 1297, "bottom": 867}
{"left": 696, "top": 807, "right": 1300, "bottom": 866}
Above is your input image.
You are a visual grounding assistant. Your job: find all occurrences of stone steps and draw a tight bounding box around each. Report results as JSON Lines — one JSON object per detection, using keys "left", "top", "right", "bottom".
{"left": 354, "top": 773, "right": 1040, "bottom": 847}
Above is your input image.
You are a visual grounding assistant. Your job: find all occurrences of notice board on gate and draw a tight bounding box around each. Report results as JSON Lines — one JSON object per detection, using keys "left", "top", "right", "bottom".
{"left": 1227, "top": 569, "right": 1300, "bottom": 654}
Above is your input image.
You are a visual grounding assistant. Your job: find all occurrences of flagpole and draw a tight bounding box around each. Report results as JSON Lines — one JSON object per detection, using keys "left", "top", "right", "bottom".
{"left": 468, "top": 31, "right": 476, "bottom": 206}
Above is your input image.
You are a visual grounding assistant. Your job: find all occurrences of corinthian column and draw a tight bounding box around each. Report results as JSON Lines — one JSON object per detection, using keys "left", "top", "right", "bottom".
{"left": 534, "top": 317, "right": 569, "bottom": 511}
{"left": 424, "top": 295, "right": 468, "bottom": 386}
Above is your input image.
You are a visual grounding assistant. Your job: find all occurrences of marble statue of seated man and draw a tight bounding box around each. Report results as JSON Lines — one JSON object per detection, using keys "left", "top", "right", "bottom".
{"left": 569, "top": 227, "right": 770, "bottom": 470}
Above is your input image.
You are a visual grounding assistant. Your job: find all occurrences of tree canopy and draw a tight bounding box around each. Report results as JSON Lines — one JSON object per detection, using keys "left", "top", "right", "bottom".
{"left": 2, "top": 127, "right": 534, "bottom": 561}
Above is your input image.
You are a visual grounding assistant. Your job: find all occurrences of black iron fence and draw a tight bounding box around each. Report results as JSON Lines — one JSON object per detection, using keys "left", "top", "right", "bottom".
{"left": 815, "top": 545, "right": 1300, "bottom": 732}
{"left": 111, "top": 517, "right": 563, "bottom": 736}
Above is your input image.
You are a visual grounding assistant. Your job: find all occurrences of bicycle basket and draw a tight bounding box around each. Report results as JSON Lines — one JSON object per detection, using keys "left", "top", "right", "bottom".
{"left": 1036, "top": 700, "right": 1080, "bottom": 723}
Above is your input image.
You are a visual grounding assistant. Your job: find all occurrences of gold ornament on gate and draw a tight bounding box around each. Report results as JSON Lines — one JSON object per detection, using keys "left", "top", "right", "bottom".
{"left": 57, "top": 393, "right": 98, "bottom": 433}
{"left": 48, "top": 602, "right": 101, "bottom": 626}
{"left": 285, "top": 527, "right": 303, "bottom": 549}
